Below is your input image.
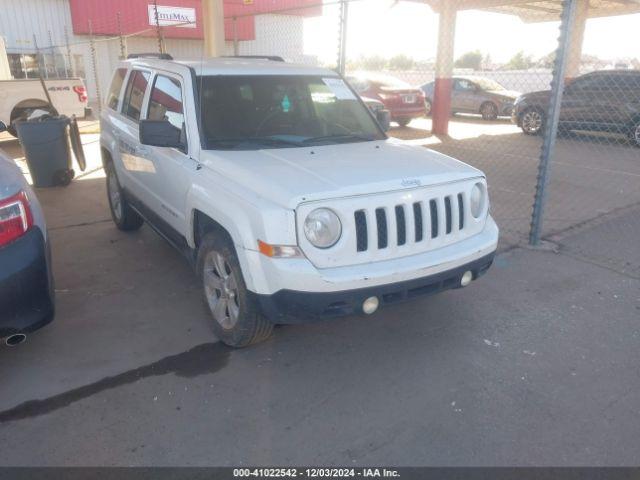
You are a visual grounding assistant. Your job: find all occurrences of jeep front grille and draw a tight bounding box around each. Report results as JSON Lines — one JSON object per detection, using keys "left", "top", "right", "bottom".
{"left": 296, "top": 179, "right": 487, "bottom": 269}
{"left": 354, "top": 193, "right": 467, "bottom": 253}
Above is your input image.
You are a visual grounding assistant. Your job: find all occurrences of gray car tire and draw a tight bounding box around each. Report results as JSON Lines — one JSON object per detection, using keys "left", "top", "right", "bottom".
{"left": 480, "top": 102, "right": 498, "bottom": 121}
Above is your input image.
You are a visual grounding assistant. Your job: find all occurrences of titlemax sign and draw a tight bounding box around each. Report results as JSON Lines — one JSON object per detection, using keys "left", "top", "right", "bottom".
{"left": 147, "top": 5, "right": 197, "bottom": 28}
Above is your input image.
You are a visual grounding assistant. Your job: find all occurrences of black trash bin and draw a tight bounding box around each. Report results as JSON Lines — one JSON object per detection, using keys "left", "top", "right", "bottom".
{"left": 15, "top": 116, "right": 75, "bottom": 187}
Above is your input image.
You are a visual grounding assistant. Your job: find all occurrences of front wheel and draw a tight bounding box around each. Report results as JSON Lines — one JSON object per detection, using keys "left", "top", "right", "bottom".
{"left": 520, "top": 108, "right": 545, "bottom": 135}
{"left": 396, "top": 118, "right": 411, "bottom": 127}
{"left": 197, "top": 233, "right": 274, "bottom": 347}
{"left": 424, "top": 99, "right": 432, "bottom": 117}
{"left": 480, "top": 102, "right": 498, "bottom": 121}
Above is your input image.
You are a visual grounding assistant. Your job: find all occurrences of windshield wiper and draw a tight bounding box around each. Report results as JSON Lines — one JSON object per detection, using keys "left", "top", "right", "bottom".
{"left": 207, "top": 136, "right": 303, "bottom": 149}
{"left": 302, "top": 133, "right": 376, "bottom": 145}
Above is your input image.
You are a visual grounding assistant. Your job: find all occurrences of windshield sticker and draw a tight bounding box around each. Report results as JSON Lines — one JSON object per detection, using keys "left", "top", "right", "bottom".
{"left": 281, "top": 94, "right": 291, "bottom": 112}
{"left": 322, "top": 78, "right": 357, "bottom": 100}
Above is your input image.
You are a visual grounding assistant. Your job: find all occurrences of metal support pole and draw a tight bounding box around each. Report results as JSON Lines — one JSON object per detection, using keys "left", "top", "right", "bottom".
{"left": 88, "top": 20, "right": 102, "bottom": 111}
{"left": 529, "top": 0, "right": 578, "bottom": 245}
{"left": 153, "top": 0, "right": 166, "bottom": 54}
{"left": 337, "top": 0, "right": 349, "bottom": 75}
{"left": 64, "top": 26, "right": 75, "bottom": 77}
{"left": 232, "top": 17, "right": 239, "bottom": 56}
{"left": 117, "top": 12, "right": 127, "bottom": 59}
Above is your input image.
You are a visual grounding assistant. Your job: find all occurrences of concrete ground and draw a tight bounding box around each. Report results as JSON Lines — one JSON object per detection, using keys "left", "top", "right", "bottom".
{"left": 0, "top": 119, "right": 638, "bottom": 466}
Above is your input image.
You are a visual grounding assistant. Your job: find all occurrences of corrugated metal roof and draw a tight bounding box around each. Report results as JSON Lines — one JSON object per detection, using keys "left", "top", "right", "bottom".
{"left": 422, "top": 0, "right": 640, "bottom": 22}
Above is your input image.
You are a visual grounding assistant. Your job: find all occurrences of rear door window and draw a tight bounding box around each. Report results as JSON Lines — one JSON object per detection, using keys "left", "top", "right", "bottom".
{"left": 106, "top": 68, "right": 127, "bottom": 111}
{"left": 121, "top": 70, "right": 151, "bottom": 122}
{"left": 147, "top": 75, "right": 185, "bottom": 132}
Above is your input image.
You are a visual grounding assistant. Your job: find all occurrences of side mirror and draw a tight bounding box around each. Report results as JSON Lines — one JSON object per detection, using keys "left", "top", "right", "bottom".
{"left": 139, "top": 120, "right": 186, "bottom": 151}
{"left": 0, "top": 121, "right": 7, "bottom": 133}
{"left": 376, "top": 109, "right": 391, "bottom": 132}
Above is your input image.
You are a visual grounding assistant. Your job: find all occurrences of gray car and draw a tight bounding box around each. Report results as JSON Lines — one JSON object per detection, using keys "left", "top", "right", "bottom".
{"left": 0, "top": 121, "right": 54, "bottom": 346}
{"left": 421, "top": 76, "right": 520, "bottom": 120}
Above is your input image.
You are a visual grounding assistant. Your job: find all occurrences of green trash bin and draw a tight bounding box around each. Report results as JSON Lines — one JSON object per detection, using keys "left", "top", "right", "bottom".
{"left": 15, "top": 116, "right": 75, "bottom": 187}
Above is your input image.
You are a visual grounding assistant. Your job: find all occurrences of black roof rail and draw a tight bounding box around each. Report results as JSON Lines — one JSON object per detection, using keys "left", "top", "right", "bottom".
{"left": 223, "top": 55, "right": 285, "bottom": 62}
{"left": 127, "top": 53, "right": 174, "bottom": 60}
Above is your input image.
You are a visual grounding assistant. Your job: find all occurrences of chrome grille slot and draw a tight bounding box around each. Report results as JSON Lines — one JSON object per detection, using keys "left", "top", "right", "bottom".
{"left": 457, "top": 193, "right": 465, "bottom": 230}
{"left": 429, "top": 200, "right": 438, "bottom": 238}
{"left": 395, "top": 205, "right": 406, "bottom": 246}
{"left": 375, "top": 208, "right": 388, "bottom": 249}
{"left": 413, "top": 202, "right": 423, "bottom": 242}
{"left": 445, "top": 196, "right": 453, "bottom": 234}
{"left": 354, "top": 210, "right": 368, "bottom": 252}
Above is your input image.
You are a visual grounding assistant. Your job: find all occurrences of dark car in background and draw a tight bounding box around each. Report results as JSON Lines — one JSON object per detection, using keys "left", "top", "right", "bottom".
{"left": 421, "top": 76, "right": 520, "bottom": 120}
{"left": 0, "top": 122, "right": 55, "bottom": 346}
{"left": 347, "top": 73, "right": 426, "bottom": 127}
{"left": 512, "top": 70, "right": 640, "bottom": 147}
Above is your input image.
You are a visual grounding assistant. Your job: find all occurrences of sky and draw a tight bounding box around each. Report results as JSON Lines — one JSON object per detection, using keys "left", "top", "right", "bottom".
{"left": 304, "top": 0, "right": 640, "bottom": 64}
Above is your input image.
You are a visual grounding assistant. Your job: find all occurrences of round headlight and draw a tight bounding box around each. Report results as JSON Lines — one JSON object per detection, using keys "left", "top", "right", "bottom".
{"left": 470, "top": 183, "right": 485, "bottom": 218}
{"left": 304, "top": 208, "right": 342, "bottom": 248}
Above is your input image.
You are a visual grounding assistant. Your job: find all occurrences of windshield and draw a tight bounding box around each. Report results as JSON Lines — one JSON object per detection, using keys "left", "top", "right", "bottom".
{"left": 469, "top": 77, "right": 506, "bottom": 92}
{"left": 198, "top": 75, "right": 386, "bottom": 150}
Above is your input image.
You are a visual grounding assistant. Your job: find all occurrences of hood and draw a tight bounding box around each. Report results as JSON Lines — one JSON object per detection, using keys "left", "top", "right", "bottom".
{"left": 199, "top": 140, "right": 483, "bottom": 209}
{"left": 489, "top": 90, "right": 521, "bottom": 100}
{"left": 521, "top": 89, "right": 551, "bottom": 101}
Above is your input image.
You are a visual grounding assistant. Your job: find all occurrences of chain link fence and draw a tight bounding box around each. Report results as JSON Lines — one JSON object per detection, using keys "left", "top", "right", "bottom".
{"left": 3, "top": 0, "right": 638, "bottom": 257}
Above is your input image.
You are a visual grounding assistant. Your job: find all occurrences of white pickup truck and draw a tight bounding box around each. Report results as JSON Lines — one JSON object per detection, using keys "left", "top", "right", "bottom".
{"left": 0, "top": 78, "right": 89, "bottom": 136}
{"left": 100, "top": 55, "right": 499, "bottom": 347}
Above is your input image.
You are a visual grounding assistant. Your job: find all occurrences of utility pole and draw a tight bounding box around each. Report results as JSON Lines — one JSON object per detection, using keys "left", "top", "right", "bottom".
{"left": 202, "top": 0, "right": 225, "bottom": 57}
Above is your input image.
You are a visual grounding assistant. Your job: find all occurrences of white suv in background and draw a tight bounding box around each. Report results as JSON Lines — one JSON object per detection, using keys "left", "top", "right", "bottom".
{"left": 100, "top": 54, "right": 499, "bottom": 347}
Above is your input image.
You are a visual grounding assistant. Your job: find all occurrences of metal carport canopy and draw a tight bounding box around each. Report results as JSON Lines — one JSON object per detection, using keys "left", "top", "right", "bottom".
{"left": 421, "top": 0, "right": 640, "bottom": 22}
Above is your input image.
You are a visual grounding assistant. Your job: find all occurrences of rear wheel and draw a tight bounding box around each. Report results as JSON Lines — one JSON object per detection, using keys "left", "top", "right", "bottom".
{"left": 8, "top": 106, "right": 56, "bottom": 137}
{"left": 105, "top": 161, "right": 143, "bottom": 231}
{"left": 480, "top": 102, "right": 498, "bottom": 121}
{"left": 424, "top": 99, "right": 432, "bottom": 117}
{"left": 520, "top": 108, "right": 544, "bottom": 135}
{"left": 397, "top": 118, "right": 411, "bottom": 127}
{"left": 197, "top": 233, "right": 273, "bottom": 347}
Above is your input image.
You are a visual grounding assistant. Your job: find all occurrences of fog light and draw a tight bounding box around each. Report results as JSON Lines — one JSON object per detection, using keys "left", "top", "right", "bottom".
{"left": 460, "top": 270, "right": 473, "bottom": 287}
{"left": 362, "top": 296, "right": 379, "bottom": 315}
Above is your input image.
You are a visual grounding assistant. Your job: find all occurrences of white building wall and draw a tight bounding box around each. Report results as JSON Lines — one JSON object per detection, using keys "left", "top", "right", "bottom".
{"left": 0, "top": 0, "right": 311, "bottom": 102}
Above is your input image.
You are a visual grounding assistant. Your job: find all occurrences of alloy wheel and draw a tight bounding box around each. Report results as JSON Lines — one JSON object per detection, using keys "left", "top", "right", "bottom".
{"left": 522, "top": 110, "right": 543, "bottom": 134}
{"left": 107, "top": 169, "right": 123, "bottom": 221}
{"left": 203, "top": 251, "right": 240, "bottom": 330}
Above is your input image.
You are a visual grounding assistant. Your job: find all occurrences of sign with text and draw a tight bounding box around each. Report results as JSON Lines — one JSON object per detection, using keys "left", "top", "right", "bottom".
{"left": 147, "top": 5, "right": 196, "bottom": 28}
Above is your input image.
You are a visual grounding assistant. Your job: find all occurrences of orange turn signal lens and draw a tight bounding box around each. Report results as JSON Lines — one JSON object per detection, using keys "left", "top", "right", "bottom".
{"left": 258, "top": 240, "right": 302, "bottom": 258}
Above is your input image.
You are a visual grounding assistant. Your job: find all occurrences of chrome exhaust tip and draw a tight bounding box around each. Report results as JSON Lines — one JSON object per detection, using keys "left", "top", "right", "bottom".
{"left": 5, "top": 334, "right": 27, "bottom": 347}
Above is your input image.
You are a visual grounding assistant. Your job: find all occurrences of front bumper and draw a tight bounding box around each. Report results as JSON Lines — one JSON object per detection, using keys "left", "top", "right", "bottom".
{"left": 0, "top": 228, "right": 55, "bottom": 337}
{"left": 253, "top": 252, "right": 495, "bottom": 323}
{"left": 245, "top": 216, "right": 498, "bottom": 323}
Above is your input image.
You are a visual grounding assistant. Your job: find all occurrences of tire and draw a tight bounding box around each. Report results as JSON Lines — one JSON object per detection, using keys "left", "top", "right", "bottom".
{"left": 397, "top": 118, "right": 411, "bottom": 127}
{"left": 105, "top": 161, "right": 143, "bottom": 231}
{"left": 480, "top": 102, "right": 498, "bottom": 121}
{"left": 424, "top": 99, "right": 432, "bottom": 117}
{"left": 520, "top": 108, "right": 545, "bottom": 135}
{"left": 630, "top": 119, "right": 640, "bottom": 148}
{"left": 197, "top": 233, "right": 274, "bottom": 347}
{"left": 8, "top": 106, "right": 56, "bottom": 137}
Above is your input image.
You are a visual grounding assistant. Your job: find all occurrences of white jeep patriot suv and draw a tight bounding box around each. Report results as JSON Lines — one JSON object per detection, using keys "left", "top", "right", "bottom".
{"left": 100, "top": 54, "right": 499, "bottom": 347}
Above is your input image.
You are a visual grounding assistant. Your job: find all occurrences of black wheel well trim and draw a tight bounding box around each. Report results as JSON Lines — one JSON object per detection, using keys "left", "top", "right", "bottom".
{"left": 193, "top": 210, "right": 235, "bottom": 251}
{"left": 10, "top": 99, "right": 52, "bottom": 121}
{"left": 100, "top": 146, "right": 113, "bottom": 168}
